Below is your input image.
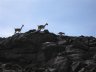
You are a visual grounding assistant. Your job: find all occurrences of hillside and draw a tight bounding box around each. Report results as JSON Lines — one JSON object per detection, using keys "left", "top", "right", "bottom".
{"left": 0, "top": 29, "right": 96, "bottom": 72}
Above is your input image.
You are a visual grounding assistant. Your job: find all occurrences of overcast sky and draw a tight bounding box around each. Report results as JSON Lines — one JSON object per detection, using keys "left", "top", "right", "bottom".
{"left": 0, "top": 0, "right": 96, "bottom": 37}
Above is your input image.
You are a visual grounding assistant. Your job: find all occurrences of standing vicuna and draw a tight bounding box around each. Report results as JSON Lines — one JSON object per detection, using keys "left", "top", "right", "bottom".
{"left": 14, "top": 25, "right": 24, "bottom": 34}
{"left": 38, "top": 23, "right": 48, "bottom": 31}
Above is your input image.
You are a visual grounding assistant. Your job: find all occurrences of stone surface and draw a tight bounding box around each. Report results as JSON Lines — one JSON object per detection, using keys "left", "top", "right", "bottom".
{"left": 0, "top": 30, "right": 96, "bottom": 72}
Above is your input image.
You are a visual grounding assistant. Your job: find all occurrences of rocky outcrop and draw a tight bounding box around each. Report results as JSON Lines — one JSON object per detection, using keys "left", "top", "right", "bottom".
{"left": 0, "top": 30, "right": 96, "bottom": 72}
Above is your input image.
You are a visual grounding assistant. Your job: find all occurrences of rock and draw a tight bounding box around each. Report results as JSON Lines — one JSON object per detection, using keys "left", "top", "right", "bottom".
{"left": 0, "top": 30, "right": 96, "bottom": 72}
{"left": 53, "top": 56, "right": 72, "bottom": 72}
{"left": 58, "top": 40, "right": 67, "bottom": 45}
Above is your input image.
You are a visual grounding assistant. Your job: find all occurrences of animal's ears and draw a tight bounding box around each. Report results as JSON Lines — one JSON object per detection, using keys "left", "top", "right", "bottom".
{"left": 45, "top": 23, "right": 48, "bottom": 25}
{"left": 22, "top": 25, "right": 24, "bottom": 26}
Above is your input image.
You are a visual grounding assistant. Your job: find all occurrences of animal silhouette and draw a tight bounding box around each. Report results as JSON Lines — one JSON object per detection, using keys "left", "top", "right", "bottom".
{"left": 38, "top": 23, "right": 48, "bottom": 31}
{"left": 14, "top": 25, "right": 24, "bottom": 34}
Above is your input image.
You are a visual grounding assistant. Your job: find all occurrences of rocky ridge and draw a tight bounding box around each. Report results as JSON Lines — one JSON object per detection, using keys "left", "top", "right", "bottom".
{"left": 0, "top": 29, "right": 96, "bottom": 72}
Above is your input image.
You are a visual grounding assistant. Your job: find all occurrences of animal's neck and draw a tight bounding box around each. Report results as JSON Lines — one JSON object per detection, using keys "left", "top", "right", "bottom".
{"left": 21, "top": 26, "right": 23, "bottom": 30}
{"left": 44, "top": 24, "right": 47, "bottom": 27}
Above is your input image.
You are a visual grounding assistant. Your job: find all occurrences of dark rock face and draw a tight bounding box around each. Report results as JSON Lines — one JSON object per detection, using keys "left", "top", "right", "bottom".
{"left": 0, "top": 30, "right": 96, "bottom": 72}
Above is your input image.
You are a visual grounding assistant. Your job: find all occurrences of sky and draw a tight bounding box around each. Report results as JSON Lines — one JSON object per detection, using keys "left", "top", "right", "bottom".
{"left": 0, "top": 0, "right": 96, "bottom": 37}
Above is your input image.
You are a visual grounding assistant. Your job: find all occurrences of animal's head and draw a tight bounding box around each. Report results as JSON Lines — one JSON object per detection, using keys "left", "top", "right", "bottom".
{"left": 45, "top": 23, "right": 48, "bottom": 25}
{"left": 22, "top": 25, "right": 24, "bottom": 27}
